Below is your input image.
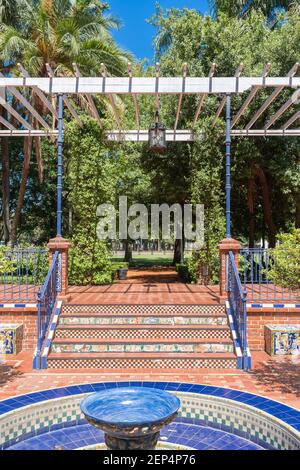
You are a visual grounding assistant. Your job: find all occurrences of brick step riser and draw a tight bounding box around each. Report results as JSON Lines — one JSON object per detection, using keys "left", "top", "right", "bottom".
{"left": 50, "top": 342, "right": 234, "bottom": 354}
{"left": 55, "top": 329, "right": 231, "bottom": 340}
{"left": 59, "top": 317, "right": 228, "bottom": 326}
{"left": 47, "top": 357, "right": 237, "bottom": 370}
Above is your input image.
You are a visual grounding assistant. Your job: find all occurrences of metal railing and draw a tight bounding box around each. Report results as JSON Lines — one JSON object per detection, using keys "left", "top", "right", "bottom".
{"left": 0, "top": 247, "right": 48, "bottom": 302}
{"left": 34, "top": 251, "right": 60, "bottom": 369}
{"left": 240, "top": 248, "right": 297, "bottom": 302}
{"left": 227, "top": 251, "right": 250, "bottom": 370}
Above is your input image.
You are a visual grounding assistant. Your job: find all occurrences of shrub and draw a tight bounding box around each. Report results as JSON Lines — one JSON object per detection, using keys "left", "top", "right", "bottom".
{"left": 268, "top": 229, "right": 300, "bottom": 292}
{"left": 69, "top": 235, "right": 113, "bottom": 285}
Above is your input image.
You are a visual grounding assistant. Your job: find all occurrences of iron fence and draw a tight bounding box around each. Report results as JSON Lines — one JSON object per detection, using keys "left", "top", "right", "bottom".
{"left": 0, "top": 248, "right": 48, "bottom": 302}
{"left": 34, "top": 251, "right": 60, "bottom": 369}
{"left": 228, "top": 251, "right": 250, "bottom": 370}
{"left": 240, "top": 248, "right": 297, "bottom": 302}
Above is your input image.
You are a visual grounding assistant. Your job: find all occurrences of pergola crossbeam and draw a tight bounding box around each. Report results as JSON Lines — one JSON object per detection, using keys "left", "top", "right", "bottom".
{"left": 282, "top": 108, "right": 300, "bottom": 130}
{"left": 193, "top": 63, "right": 216, "bottom": 127}
{"left": 0, "top": 96, "right": 33, "bottom": 130}
{"left": 72, "top": 63, "right": 102, "bottom": 127}
{"left": 128, "top": 63, "right": 140, "bottom": 129}
{"left": 231, "top": 63, "right": 271, "bottom": 128}
{"left": 245, "top": 63, "right": 299, "bottom": 131}
{"left": 101, "top": 63, "right": 122, "bottom": 131}
{"left": 45, "top": 64, "right": 83, "bottom": 128}
{"left": 174, "top": 63, "right": 188, "bottom": 132}
{"left": 0, "top": 115, "right": 16, "bottom": 130}
{"left": 0, "top": 72, "right": 50, "bottom": 131}
{"left": 17, "top": 64, "right": 58, "bottom": 119}
{"left": 264, "top": 88, "right": 300, "bottom": 130}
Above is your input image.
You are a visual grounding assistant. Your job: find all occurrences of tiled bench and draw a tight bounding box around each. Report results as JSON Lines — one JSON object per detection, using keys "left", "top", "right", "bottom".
{"left": 265, "top": 325, "right": 300, "bottom": 356}
{"left": 0, "top": 324, "right": 23, "bottom": 355}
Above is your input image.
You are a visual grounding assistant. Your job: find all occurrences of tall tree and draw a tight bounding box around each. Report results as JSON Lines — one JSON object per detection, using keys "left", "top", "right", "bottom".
{"left": 210, "top": 0, "right": 299, "bottom": 18}
{"left": 0, "top": 0, "right": 19, "bottom": 243}
{"left": 0, "top": 0, "right": 129, "bottom": 244}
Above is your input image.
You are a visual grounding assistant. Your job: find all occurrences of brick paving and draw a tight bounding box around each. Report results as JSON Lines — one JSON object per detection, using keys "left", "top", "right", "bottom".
{"left": 1, "top": 270, "right": 299, "bottom": 410}
{"left": 68, "top": 284, "right": 220, "bottom": 305}
{"left": 1, "top": 350, "right": 299, "bottom": 409}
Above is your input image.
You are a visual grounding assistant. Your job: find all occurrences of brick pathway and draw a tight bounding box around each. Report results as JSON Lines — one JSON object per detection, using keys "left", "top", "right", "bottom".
{"left": 1, "top": 272, "right": 299, "bottom": 410}
{"left": 1, "top": 351, "right": 299, "bottom": 409}
{"left": 68, "top": 284, "right": 220, "bottom": 304}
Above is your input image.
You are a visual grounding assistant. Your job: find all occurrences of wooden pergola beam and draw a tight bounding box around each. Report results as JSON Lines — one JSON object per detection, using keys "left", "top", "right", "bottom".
{"left": 100, "top": 63, "right": 122, "bottom": 131}
{"left": 0, "top": 114, "right": 16, "bottom": 130}
{"left": 72, "top": 63, "right": 102, "bottom": 127}
{"left": 17, "top": 64, "right": 58, "bottom": 119}
{"left": 0, "top": 95, "right": 33, "bottom": 130}
{"left": 45, "top": 64, "right": 83, "bottom": 128}
{"left": 0, "top": 72, "right": 50, "bottom": 130}
{"left": 193, "top": 63, "right": 216, "bottom": 127}
{"left": 245, "top": 63, "right": 299, "bottom": 130}
{"left": 281, "top": 108, "right": 300, "bottom": 130}
{"left": 128, "top": 62, "right": 140, "bottom": 130}
{"left": 174, "top": 63, "right": 188, "bottom": 132}
{"left": 231, "top": 63, "right": 271, "bottom": 128}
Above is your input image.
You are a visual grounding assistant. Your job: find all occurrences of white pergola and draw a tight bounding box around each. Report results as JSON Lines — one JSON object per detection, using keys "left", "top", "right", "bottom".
{"left": 1, "top": 62, "right": 300, "bottom": 139}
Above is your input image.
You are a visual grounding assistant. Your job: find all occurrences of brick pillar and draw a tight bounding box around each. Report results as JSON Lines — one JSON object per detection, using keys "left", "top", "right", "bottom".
{"left": 218, "top": 238, "right": 241, "bottom": 302}
{"left": 47, "top": 236, "right": 71, "bottom": 301}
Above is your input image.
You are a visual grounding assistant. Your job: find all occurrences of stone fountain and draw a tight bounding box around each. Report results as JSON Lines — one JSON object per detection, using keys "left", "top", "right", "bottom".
{"left": 80, "top": 387, "right": 181, "bottom": 450}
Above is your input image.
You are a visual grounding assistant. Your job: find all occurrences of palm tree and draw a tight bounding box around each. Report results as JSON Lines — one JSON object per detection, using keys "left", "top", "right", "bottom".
{"left": 0, "top": 0, "right": 130, "bottom": 244}
{"left": 0, "top": 0, "right": 19, "bottom": 243}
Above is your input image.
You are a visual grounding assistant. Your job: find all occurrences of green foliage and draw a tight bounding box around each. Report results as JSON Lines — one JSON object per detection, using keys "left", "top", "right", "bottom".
{"left": 189, "top": 118, "right": 226, "bottom": 284}
{"left": 268, "top": 229, "right": 300, "bottom": 291}
{"left": 65, "top": 116, "right": 117, "bottom": 285}
{"left": 0, "top": 246, "right": 15, "bottom": 273}
{"left": 69, "top": 234, "right": 113, "bottom": 285}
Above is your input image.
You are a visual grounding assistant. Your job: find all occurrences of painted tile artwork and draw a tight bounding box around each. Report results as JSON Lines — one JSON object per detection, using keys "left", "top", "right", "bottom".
{"left": 0, "top": 324, "right": 23, "bottom": 355}
{"left": 265, "top": 325, "right": 300, "bottom": 356}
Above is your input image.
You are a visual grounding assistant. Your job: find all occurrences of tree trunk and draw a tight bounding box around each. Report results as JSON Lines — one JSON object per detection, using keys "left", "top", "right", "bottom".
{"left": 247, "top": 174, "right": 255, "bottom": 248}
{"left": 253, "top": 164, "right": 276, "bottom": 248}
{"left": 124, "top": 239, "right": 133, "bottom": 263}
{"left": 1, "top": 134, "right": 10, "bottom": 244}
{"left": 295, "top": 193, "right": 300, "bottom": 229}
{"left": 173, "top": 238, "right": 184, "bottom": 264}
{"left": 10, "top": 136, "right": 33, "bottom": 246}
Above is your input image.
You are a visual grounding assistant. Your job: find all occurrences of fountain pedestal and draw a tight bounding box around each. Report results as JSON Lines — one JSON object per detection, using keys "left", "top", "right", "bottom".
{"left": 80, "top": 387, "right": 181, "bottom": 450}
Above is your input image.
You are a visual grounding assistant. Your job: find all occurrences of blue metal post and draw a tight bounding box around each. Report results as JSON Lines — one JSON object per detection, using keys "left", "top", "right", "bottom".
{"left": 57, "top": 94, "right": 63, "bottom": 237}
{"left": 226, "top": 94, "right": 231, "bottom": 238}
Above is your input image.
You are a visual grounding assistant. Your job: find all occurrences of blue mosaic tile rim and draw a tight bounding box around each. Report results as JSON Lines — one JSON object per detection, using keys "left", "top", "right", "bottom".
{"left": 0, "top": 382, "right": 300, "bottom": 433}
{"left": 247, "top": 303, "right": 300, "bottom": 309}
{"left": 0, "top": 303, "right": 37, "bottom": 308}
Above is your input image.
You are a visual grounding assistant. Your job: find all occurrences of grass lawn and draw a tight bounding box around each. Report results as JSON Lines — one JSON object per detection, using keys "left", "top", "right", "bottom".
{"left": 111, "top": 252, "right": 175, "bottom": 268}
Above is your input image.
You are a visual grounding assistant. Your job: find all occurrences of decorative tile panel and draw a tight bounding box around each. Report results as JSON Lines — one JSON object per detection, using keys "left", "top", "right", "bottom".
{"left": 55, "top": 327, "right": 230, "bottom": 340}
{"left": 62, "top": 304, "right": 226, "bottom": 316}
{"left": 47, "top": 357, "right": 237, "bottom": 369}
{"left": 265, "top": 325, "right": 300, "bottom": 356}
{"left": 50, "top": 341, "right": 234, "bottom": 354}
{"left": 0, "top": 324, "right": 23, "bottom": 355}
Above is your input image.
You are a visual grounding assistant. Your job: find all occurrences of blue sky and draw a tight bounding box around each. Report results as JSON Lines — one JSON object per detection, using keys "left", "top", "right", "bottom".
{"left": 108, "top": 1, "right": 210, "bottom": 62}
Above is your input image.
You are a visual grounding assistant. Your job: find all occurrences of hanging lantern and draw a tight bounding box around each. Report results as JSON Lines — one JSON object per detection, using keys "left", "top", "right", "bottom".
{"left": 148, "top": 111, "right": 167, "bottom": 153}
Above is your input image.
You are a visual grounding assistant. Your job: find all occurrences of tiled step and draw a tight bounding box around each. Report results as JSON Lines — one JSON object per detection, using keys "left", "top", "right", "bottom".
{"left": 59, "top": 315, "right": 228, "bottom": 326}
{"left": 55, "top": 324, "right": 231, "bottom": 340}
{"left": 50, "top": 338, "right": 234, "bottom": 354}
{"left": 46, "top": 352, "right": 238, "bottom": 370}
{"left": 46, "top": 303, "right": 237, "bottom": 371}
{"left": 61, "top": 304, "right": 226, "bottom": 316}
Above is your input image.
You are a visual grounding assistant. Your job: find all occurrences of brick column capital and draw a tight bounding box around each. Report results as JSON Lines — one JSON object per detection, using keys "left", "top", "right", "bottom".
{"left": 218, "top": 237, "right": 241, "bottom": 303}
{"left": 219, "top": 237, "right": 241, "bottom": 253}
{"left": 47, "top": 236, "right": 71, "bottom": 252}
{"left": 47, "top": 236, "right": 71, "bottom": 301}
